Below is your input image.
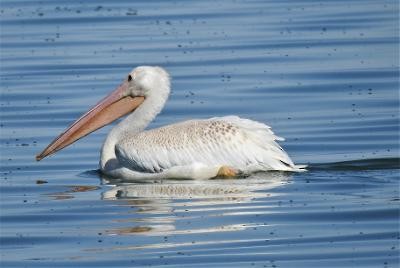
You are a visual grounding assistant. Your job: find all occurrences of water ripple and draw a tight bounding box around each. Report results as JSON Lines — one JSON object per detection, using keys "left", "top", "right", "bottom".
{"left": 1, "top": 0, "right": 399, "bottom": 267}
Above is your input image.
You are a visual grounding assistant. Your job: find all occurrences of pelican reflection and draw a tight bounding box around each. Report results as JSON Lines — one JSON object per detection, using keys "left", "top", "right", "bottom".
{"left": 101, "top": 172, "right": 292, "bottom": 236}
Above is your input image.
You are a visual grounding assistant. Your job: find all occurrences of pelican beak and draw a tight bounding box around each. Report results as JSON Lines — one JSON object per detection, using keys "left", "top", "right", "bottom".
{"left": 36, "top": 81, "right": 144, "bottom": 161}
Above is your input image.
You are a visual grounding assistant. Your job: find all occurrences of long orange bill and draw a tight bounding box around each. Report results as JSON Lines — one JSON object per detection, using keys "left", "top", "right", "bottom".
{"left": 36, "top": 81, "right": 144, "bottom": 161}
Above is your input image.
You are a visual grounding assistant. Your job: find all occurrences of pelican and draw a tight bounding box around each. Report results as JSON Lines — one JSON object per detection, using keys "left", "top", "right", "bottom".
{"left": 36, "top": 66, "right": 305, "bottom": 180}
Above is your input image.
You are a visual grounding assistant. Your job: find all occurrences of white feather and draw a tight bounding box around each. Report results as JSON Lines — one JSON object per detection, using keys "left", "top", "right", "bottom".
{"left": 115, "top": 116, "right": 305, "bottom": 176}
{"left": 100, "top": 66, "right": 305, "bottom": 180}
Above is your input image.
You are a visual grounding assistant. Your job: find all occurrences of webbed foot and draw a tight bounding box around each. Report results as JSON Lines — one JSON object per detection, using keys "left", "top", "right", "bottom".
{"left": 217, "top": 166, "right": 238, "bottom": 177}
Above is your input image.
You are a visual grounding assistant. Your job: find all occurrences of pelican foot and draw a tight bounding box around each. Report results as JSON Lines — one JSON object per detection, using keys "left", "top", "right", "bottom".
{"left": 217, "top": 166, "right": 238, "bottom": 177}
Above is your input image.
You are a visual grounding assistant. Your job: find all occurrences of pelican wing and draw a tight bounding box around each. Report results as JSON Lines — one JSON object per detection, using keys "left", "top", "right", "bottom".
{"left": 115, "top": 116, "right": 303, "bottom": 173}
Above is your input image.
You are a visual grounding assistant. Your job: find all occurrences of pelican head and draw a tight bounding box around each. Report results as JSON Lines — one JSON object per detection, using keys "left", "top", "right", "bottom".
{"left": 36, "top": 66, "right": 170, "bottom": 161}
{"left": 128, "top": 66, "right": 170, "bottom": 98}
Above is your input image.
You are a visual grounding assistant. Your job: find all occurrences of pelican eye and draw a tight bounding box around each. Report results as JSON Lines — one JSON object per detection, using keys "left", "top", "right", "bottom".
{"left": 128, "top": 75, "right": 133, "bottom": 82}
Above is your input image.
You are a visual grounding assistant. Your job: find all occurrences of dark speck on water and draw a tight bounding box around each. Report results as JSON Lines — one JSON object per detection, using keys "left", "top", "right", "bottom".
{"left": 0, "top": 0, "right": 399, "bottom": 267}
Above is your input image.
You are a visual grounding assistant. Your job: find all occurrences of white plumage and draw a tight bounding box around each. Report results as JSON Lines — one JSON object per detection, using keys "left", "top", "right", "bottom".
{"left": 99, "top": 67, "right": 305, "bottom": 180}
{"left": 116, "top": 116, "right": 301, "bottom": 175}
{"left": 37, "top": 66, "right": 305, "bottom": 180}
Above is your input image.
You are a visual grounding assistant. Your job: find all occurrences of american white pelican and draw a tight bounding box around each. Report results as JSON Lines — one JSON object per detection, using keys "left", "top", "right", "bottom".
{"left": 36, "top": 66, "right": 305, "bottom": 179}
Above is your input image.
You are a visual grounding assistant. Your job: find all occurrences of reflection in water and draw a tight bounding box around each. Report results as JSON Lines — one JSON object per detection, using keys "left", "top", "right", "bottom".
{"left": 46, "top": 185, "right": 100, "bottom": 200}
{"left": 101, "top": 172, "right": 291, "bottom": 236}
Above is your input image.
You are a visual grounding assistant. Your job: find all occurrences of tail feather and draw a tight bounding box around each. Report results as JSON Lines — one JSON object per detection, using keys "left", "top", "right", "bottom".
{"left": 216, "top": 115, "right": 306, "bottom": 172}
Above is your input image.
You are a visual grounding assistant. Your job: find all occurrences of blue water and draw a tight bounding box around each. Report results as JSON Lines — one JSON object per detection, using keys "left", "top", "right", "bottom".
{"left": 1, "top": 0, "right": 399, "bottom": 267}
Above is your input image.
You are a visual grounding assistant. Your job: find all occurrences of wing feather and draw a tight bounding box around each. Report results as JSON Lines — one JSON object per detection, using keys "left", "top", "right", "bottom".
{"left": 116, "top": 116, "right": 304, "bottom": 173}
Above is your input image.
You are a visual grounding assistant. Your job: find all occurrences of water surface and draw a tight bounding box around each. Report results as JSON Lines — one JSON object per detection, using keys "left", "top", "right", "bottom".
{"left": 1, "top": 0, "right": 399, "bottom": 267}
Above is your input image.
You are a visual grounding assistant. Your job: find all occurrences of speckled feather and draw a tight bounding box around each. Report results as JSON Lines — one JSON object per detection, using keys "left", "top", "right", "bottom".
{"left": 115, "top": 116, "right": 302, "bottom": 174}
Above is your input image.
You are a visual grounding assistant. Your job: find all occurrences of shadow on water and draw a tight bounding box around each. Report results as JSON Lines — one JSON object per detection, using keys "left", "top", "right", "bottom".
{"left": 308, "top": 157, "right": 400, "bottom": 171}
